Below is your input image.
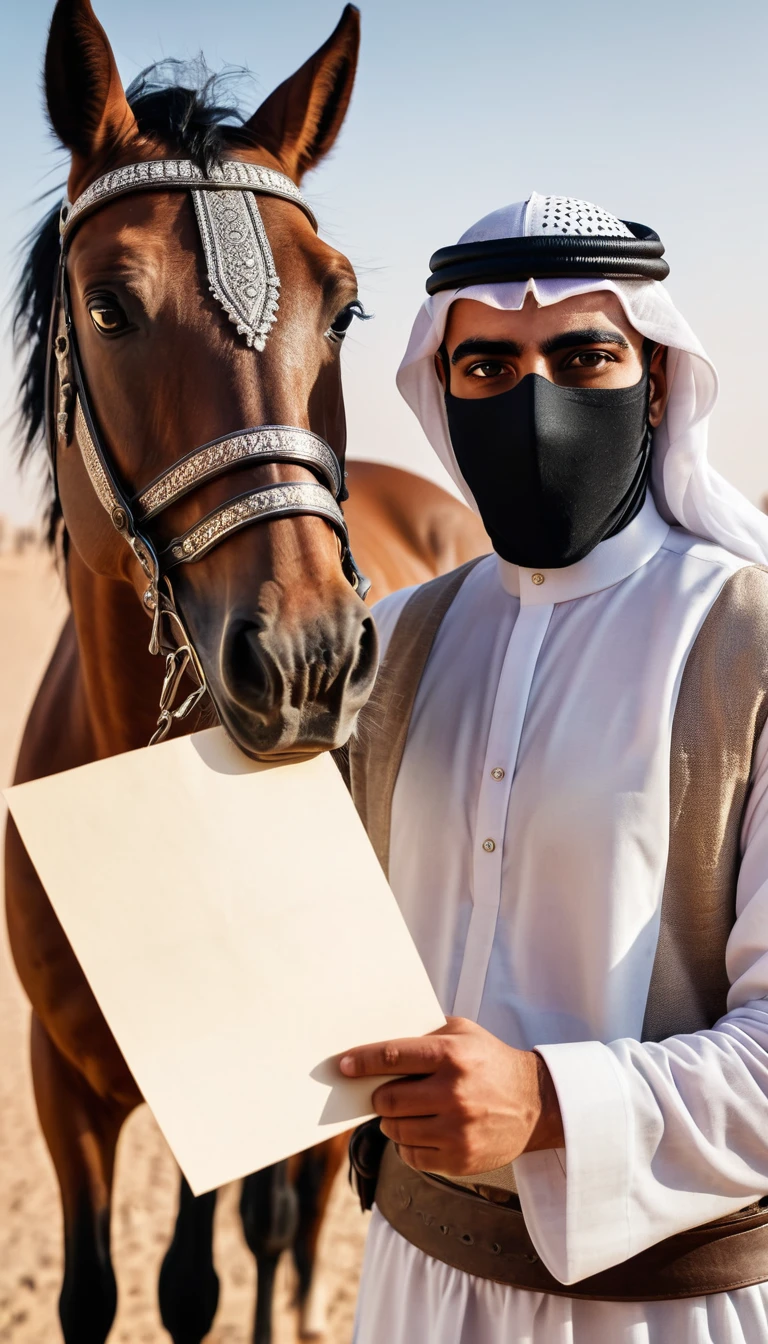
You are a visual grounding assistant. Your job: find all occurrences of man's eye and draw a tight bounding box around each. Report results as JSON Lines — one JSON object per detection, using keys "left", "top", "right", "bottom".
{"left": 467, "top": 361, "right": 506, "bottom": 379}
{"left": 566, "top": 351, "right": 613, "bottom": 369}
{"left": 88, "top": 298, "right": 130, "bottom": 336}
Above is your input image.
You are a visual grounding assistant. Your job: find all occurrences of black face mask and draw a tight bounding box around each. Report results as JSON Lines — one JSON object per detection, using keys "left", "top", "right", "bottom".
{"left": 444, "top": 365, "right": 652, "bottom": 569}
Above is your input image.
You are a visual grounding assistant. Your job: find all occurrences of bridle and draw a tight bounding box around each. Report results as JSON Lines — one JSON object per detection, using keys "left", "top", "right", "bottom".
{"left": 46, "top": 157, "right": 370, "bottom": 745}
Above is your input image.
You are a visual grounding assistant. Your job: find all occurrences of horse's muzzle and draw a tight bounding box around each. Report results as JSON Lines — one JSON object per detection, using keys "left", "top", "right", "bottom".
{"left": 207, "top": 594, "right": 378, "bottom": 756}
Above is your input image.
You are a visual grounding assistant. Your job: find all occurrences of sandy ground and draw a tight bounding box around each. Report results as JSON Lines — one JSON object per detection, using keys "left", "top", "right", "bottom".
{"left": 0, "top": 548, "right": 368, "bottom": 1343}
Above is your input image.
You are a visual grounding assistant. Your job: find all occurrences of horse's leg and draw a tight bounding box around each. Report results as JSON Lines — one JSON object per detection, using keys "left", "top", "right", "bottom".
{"left": 240, "top": 1160, "right": 300, "bottom": 1344}
{"left": 292, "top": 1136, "right": 348, "bottom": 1339}
{"left": 158, "top": 1175, "right": 220, "bottom": 1344}
{"left": 30, "top": 1014, "right": 125, "bottom": 1344}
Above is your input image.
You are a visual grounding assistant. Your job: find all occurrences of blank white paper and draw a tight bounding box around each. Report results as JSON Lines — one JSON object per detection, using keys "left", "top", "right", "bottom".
{"left": 4, "top": 728, "right": 445, "bottom": 1195}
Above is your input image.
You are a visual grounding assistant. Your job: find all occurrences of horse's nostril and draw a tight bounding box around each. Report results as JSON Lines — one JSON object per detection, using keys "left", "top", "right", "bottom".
{"left": 220, "top": 606, "right": 378, "bottom": 736}
{"left": 227, "top": 620, "right": 275, "bottom": 711}
{"left": 349, "top": 616, "right": 378, "bottom": 690}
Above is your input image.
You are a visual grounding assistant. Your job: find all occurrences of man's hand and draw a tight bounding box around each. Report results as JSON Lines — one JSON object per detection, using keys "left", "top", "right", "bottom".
{"left": 339, "top": 1016, "right": 564, "bottom": 1176}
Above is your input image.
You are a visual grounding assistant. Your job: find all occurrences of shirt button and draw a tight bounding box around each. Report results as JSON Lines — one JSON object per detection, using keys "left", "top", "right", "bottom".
{"left": 531, "top": 573, "right": 545, "bottom": 586}
{"left": 490, "top": 767, "right": 505, "bottom": 781}
{"left": 482, "top": 838, "right": 496, "bottom": 853}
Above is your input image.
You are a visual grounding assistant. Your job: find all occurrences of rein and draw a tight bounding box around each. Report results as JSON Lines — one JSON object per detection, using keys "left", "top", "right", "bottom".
{"left": 46, "top": 157, "right": 369, "bottom": 745}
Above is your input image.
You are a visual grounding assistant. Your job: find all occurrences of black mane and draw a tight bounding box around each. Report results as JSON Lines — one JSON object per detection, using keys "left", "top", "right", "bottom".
{"left": 12, "top": 60, "right": 255, "bottom": 543}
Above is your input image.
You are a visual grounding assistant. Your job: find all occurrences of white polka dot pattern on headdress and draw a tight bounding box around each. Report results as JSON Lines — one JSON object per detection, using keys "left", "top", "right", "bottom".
{"left": 526, "top": 194, "right": 634, "bottom": 239}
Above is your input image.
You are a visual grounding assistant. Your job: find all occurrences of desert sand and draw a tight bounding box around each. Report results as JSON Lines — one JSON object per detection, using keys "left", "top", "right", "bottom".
{"left": 0, "top": 546, "right": 367, "bottom": 1343}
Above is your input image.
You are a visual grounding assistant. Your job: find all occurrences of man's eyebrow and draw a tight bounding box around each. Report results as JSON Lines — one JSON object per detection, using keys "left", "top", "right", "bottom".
{"left": 540, "top": 328, "right": 630, "bottom": 355}
{"left": 450, "top": 338, "right": 523, "bottom": 365}
{"left": 449, "top": 329, "right": 631, "bottom": 365}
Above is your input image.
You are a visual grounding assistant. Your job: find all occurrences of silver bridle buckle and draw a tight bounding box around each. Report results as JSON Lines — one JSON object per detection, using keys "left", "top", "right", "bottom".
{"left": 148, "top": 596, "right": 208, "bottom": 746}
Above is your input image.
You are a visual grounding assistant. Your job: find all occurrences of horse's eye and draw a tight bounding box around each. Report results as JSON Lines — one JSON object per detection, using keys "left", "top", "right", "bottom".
{"left": 88, "top": 298, "right": 129, "bottom": 336}
{"left": 326, "top": 300, "right": 369, "bottom": 344}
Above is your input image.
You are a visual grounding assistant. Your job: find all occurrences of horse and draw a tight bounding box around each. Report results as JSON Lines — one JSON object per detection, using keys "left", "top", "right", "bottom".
{"left": 4, "top": 3, "right": 488, "bottom": 1342}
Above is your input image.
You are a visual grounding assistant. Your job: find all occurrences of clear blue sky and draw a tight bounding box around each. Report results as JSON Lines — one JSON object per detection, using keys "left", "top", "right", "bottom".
{"left": 2, "top": 0, "right": 767, "bottom": 520}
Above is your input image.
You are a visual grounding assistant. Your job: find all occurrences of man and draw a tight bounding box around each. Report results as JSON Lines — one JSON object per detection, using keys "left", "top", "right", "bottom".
{"left": 339, "top": 193, "right": 768, "bottom": 1341}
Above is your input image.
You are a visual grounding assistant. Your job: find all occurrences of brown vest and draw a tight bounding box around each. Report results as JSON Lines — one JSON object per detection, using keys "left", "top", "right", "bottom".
{"left": 347, "top": 559, "right": 768, "bottom": 1300}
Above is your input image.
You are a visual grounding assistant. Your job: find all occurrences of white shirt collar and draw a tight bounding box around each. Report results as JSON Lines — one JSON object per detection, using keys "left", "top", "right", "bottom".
{"left": 496, "top": 492, "right": 670, "bottom": 605}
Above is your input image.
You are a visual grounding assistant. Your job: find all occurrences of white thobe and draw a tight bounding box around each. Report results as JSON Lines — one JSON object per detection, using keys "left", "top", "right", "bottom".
{"left": 353, "top": 494, "right": 768, "bottom": 1343}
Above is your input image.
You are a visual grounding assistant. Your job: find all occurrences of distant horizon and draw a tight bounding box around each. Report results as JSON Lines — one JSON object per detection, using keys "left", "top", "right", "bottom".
{"left": 2, "top": 0, "right": 766, "bottom": 524}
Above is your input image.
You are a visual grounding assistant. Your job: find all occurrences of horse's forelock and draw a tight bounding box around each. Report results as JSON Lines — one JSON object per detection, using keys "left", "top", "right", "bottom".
{"left": 126, "top": 59, "right": 260, "bottom": 173}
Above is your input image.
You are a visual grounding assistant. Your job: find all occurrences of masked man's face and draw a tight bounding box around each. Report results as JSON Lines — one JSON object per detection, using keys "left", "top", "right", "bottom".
{"left": 435, "top": 292, "right": 670, "bottom": 570}
{"left": 437, "top": 292, "right": 667, "bottom": 426}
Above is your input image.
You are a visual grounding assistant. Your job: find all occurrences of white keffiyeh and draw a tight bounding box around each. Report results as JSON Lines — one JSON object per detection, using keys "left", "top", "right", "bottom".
{"left": 397, "top": 192, "right": 768, "bottom": 566}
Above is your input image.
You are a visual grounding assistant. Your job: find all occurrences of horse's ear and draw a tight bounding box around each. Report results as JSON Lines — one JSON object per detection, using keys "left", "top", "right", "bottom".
{"left": 245, "top": 4, "right": 360, "bottom": 183}
{"left": 45, "top": 0, "right": 138, "bottom": 196}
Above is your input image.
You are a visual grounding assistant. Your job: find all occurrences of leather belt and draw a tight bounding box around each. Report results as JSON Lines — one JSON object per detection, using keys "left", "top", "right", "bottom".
{"left": 375, "top": 1142, "right": 768, "bottom": 1301}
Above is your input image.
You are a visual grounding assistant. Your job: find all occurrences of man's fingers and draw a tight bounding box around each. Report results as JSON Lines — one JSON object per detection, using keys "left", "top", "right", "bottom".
{"left": 396, "top": 1144, "right": 442, "bottom": 1173}
{"left": 372, "top": 1078, "right": 441, "bottom": 1117}
{"left": 380, "top": 1117, "right": 442, "bottom": 1148}
{"left": 339, "top": 1036, "right": 446, "bottom": 1078}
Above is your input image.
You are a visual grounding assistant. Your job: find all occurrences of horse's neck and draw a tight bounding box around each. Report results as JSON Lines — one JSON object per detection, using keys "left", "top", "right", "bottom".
{"left": 67, "top": 547, "right": 165, "bottom": 757}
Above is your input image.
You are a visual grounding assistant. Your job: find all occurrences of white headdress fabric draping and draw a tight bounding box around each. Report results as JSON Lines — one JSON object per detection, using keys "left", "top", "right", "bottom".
{"left": 397, "top": 193, "right": 768, "bottom": 565}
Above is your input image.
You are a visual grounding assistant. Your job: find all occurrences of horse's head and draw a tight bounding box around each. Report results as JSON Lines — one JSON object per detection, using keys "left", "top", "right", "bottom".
{"left": 41, "top": 0, "right": 377, "bottom": 756}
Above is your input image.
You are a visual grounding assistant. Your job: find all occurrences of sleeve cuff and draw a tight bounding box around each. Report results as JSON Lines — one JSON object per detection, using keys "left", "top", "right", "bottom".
{"left": 513, "top": 1039, "right": 633, "bottom": 1283}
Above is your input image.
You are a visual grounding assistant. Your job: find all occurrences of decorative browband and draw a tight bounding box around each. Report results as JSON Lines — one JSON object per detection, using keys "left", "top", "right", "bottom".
{"left": 163, "top": 482, "right": 347, "bottom": 566}
{"left": 60, "top": 159, "right": 317, "bottom": 243}
{"left": 135, "top": 427, "right": 343, "bottom": 521}
{"left": 59, "top": 159, "right": 318, "bottom": 353}
{"left": 426, "top": 225, "right": 669, "bottom": 295}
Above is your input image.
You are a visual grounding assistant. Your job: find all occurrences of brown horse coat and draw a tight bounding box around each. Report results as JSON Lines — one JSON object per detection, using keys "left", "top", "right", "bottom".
{"left": 6, "top": 4, "right": 488, "bottom": 1342}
